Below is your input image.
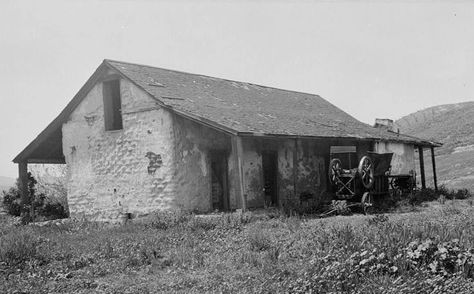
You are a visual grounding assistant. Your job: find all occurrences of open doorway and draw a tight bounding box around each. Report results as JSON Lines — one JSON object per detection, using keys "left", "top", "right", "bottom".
{"left": 210, "top": 150, "right": 229, "bottom": 211}
{"left": 262, "top": 151, "right": 278, "bottom": 207}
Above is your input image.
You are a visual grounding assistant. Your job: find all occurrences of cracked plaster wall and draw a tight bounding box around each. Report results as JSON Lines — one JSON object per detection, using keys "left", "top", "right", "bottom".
{"left": 62, "top": 79, "right": 232, "bottom": 221}
{"left": 374, "top": 142, "right": 415, "bottom": 175}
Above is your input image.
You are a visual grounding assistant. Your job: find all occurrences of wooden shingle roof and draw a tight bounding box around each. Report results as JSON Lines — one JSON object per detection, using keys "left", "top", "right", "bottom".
{"left": 107, "top": 59, "right": 440, "bottom": 145}
{"left": 13, "top": 59, "right": 440, "bottom": 163}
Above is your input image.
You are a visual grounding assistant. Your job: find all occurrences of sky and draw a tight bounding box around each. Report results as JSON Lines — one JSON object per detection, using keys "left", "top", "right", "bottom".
{"left": 1, "top": 0, "right": 473, "bottom": 178}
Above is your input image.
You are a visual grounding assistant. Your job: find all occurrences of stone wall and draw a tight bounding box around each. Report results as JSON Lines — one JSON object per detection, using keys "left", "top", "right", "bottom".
{"left": 170, "top": 115, "right": 232, "bottom": 211}
{"left": 61, "top": 73, "right": 416, "bottom": 220}
{"left": 62, "top": 78, "right": 232, "bottom": 221}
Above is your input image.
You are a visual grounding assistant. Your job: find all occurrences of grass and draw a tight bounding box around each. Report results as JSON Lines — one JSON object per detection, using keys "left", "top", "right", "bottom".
{"left": 1, "top": 201, "right": 474, "bottom": 293}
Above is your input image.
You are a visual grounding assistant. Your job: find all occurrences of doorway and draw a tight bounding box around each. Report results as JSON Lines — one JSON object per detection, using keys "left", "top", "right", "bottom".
{"left": 262, "top": 151, "right": 278, "bottom": 207}
{"left": 210, "top": 151, "right": 229, "bottom": 211}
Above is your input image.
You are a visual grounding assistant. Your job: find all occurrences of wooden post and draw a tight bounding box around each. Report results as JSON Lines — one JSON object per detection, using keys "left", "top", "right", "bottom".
{"left": 18, "top": 162, "right": 29, "bottom": 219}
{"left": 293, "top": 139, "right": 298, "bottom": 200}
{"left": 418, "top": 146, "right": 426, "bottom": 189}
{"left": 232, "top": 136, "right": 247, "bottom": 211}
{"left": 431, "top": 146, "right": 438, "bottom": 191}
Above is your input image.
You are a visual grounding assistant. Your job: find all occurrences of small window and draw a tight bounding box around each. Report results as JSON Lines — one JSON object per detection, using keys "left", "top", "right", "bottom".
{"left": 103, "top": 79, "right": 123, "bottom": 131}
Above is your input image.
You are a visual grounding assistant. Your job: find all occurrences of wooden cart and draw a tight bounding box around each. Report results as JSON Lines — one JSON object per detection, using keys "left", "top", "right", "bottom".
{"left": 328, "top": 148, "right": 395, "bottom": 214}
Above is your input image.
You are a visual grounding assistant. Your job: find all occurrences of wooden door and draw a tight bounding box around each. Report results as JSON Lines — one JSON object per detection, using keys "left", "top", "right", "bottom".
{"left": 210, "top": 151, "right": 229, "bottom": 211}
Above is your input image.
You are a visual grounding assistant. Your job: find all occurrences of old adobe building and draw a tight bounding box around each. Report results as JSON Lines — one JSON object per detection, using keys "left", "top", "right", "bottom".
{"left": 14, "top": 60, "right": 440, "bottom": 221}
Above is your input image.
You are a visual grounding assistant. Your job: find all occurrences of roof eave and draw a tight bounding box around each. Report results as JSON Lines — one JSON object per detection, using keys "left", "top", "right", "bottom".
{"left": 13, "top": 59, "right": 240, "bottom": 164}
{"left": 13, "top": 60, "right": 112, "bottom": 163}
{"left": 236, "top": 131, "right": 442, "bottom": 147}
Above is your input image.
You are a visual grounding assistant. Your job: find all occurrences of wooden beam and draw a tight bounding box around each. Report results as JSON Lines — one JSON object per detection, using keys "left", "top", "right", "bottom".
{"left": 27, "top": 158, "right": 66, "bottom": 164}
{"left": 232, "top": 136, "right": 247, "bottom": 211}
{"left": 418, "top": 146, "right": 426, "bottom": 189}
{"left": 431, "top": 146, "right": 438, "bottom": 191}
{"left": 293, "top": 139, "right": 298, "bottom": 200}
{"left": 18, "top": 162, "right": 29, "bottom": 220}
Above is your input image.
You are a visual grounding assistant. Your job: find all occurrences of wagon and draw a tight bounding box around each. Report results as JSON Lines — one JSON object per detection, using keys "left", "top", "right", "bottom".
{"left": 328, "top": 146, "right": 406, "bottom": 214}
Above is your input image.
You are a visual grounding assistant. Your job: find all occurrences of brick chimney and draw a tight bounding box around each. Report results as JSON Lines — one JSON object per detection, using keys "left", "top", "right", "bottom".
{"left": 374, "top": 118, "right": 394, "bottom": 131}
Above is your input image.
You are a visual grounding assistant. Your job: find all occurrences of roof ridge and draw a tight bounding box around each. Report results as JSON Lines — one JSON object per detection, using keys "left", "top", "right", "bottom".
{"left": 104, "top": 58, "right": 325, "bottom": 99}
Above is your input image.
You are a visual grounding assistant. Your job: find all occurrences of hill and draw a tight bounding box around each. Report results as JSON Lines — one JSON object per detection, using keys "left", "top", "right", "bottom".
{"left": 395, "top": 101, "right": 474, "bottom": 191}
{"left": 0, "top": 175, "right": 15, "bottom": 193}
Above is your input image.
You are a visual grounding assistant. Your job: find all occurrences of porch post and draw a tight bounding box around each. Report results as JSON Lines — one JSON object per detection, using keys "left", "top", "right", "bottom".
{"left": 418, "top": 146, "right": 426, "bottom": 189}
{"left": 18, "top": 162, "right": 29, "bottom": 219}
{"left": 431, "top": 146, "right": 438, "bottom": 191}
{"left": 293, "top": 139, "right": 298, "bottom": 199}
{"left": 232, "top": 135, "right": 247, "bottom": 211}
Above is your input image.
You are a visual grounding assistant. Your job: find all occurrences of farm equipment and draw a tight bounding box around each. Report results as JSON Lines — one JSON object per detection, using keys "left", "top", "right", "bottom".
{"left": 328, "top": 146, "right": 413, "bottom": 214}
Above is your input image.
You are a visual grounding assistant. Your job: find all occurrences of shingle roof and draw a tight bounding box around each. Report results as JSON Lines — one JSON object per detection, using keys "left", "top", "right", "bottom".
{"left": 106, "top": 60, "right": 440, "bottom": 146}
{"left": 13, "top": 59, "right": 441, "bottom": 163}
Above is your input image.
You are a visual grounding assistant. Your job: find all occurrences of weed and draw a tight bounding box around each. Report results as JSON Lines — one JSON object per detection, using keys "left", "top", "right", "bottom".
{"left": 0, "top": 228, "right": 45, "bottom": 265}
{"left": 367, "top": 214, "right": 389, "bottom": 226}
{"left": 1, "top": 200, "right": 474, "bottom": 293}
{"left": 247, "top": 227, "right": 273, "bottom": 251}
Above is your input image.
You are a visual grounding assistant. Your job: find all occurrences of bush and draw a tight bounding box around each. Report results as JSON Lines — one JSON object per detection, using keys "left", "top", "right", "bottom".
{"left": 405, "top": 239, "right": 474, "bottom": 278}
{"left": 1, "top": 173, "right": 69, "bottom": 222}
{"left": 2, "top": 185, "right": 22, "bottom": 216}
{"left": 35, "top": 200, "right": 69, "bottom": 220}
{"left": 410, "top": 188, "right": 439, "bottom": 205}
{"left": 409, "top": 186, "right": 472, "bottom": 205}
{"left": 452, "top": 188, "right": 471, "bottom": 200}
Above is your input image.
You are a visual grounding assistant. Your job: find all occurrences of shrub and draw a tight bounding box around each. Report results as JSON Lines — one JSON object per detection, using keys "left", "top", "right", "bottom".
{"left": 1, "top": 173, "right": 69, "bottom": 222}
{"left": 35, "top": 200, "right": 69, "bottom": 220}
{"left": 405, "top": 239, "right": 474, "bottom": 278}
{"left": 410, "top": 188, "right": 439, "bottom": 205}
{"left": 409, "top": 186, "right": 472, "bottom": 205}
{"left": 31, "top": 164, "right": 69, "bottom": 216}
{"left": 2, "top": 185, "right": 21, "bottom": 216}
{"left": 453, "top": 188, "right": 471, "bottom": 200}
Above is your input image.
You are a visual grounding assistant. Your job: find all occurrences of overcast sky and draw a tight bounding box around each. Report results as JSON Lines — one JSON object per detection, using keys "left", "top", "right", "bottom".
{"left": 1, "top": 0, "right": 473, "bottom": 178}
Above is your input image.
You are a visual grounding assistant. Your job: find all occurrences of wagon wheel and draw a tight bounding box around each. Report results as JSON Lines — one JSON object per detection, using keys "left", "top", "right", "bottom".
{"left": 328, "top": 158, "right": 342, "bottom": 185}
{"left": 358, "top": 156, "right": 374, "bottom": 189}
{"left": 361, "top": 192, "right": 374, "bottom": 215}
{"left": 389, "top": 177, "right": 397, "bottom": 190}
{"left": 389, "top": 177, "right": 403, "bottom": 198}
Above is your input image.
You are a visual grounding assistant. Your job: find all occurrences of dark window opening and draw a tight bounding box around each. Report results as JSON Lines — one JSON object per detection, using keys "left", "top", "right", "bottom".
{"left": 329, "top": 146, "right": 358, "bottom": 169}
{"left": 103, "top": 79, "right": 123, "bottom": 131}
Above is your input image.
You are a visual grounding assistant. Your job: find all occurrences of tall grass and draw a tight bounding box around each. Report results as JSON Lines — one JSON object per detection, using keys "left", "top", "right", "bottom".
{"left": 1, "top": 202, "right": 474, "bottom": 293}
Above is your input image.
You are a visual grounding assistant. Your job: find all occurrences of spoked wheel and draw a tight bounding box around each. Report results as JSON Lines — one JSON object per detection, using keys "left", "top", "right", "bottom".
{"left": 328, "top": 158, "right": 342, "bottom": 185}
{"left": 361, "top": 192, "right": 374, "bottom": 215}
{"left": 358, "top": 156, "right": 374, "bottom": 189}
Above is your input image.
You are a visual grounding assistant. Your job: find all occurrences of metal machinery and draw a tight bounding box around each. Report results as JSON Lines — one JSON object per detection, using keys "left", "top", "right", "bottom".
{"left": 328, "top": 146, "right": 413, "bottom": 214}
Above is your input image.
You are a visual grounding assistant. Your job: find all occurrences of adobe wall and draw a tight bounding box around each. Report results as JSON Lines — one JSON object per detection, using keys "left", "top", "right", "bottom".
{"left": 239, "top": 138, "right": 373, "bottom": 208}
{"left": 170, "top": 115, "right": 233, "bottom": 211}
{"left": 374, "top": 141, "right": 415, "bottom": 175}
{"left": 62, "top": 78, "right": 232, "bottom": 221}
{"left": 239, "top": 138, "right": 328, "bottom": 209}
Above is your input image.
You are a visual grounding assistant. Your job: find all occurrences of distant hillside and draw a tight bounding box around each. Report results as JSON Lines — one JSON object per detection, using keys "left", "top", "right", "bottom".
{"left": 395, "top": 101, "right": 474, "bottom": 191}
{"left": 0, "top": 176, "right": 15, "bottom": 193}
